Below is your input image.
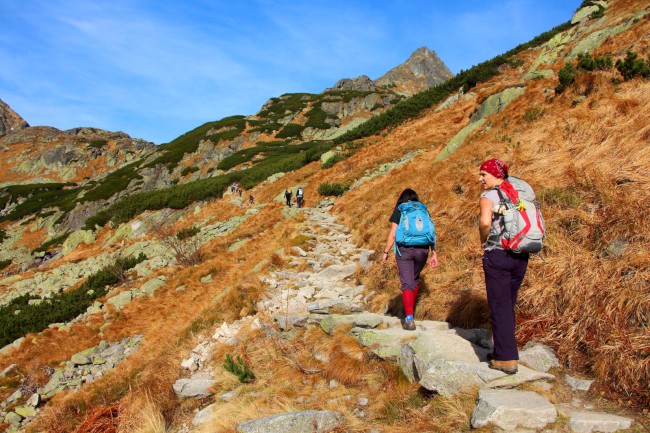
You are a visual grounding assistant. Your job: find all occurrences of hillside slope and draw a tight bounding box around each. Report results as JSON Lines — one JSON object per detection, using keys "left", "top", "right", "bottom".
{"left": 0, "top": 0, "right": 648, "bottom": 432}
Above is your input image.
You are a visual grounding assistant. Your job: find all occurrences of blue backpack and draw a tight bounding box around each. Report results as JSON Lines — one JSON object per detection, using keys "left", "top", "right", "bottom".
{"left": 395, "top": 201, "right": 436, "bottom": 254}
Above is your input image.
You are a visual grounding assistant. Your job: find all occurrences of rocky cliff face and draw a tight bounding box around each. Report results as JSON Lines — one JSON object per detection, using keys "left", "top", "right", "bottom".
{"left": 0, "top": 126, "right": 156, "bottom": 185}
{"left": 375, "top": 47, "right": 453, "bottom": 95}
{"left": 0, "top": 99, "right": 29, "bottom": 136}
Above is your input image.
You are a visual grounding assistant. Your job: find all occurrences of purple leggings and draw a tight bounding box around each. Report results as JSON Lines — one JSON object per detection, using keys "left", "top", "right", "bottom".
{"left": 482, "top": 249, "right": 529, "bottom": 361}
{"left": 395, "top": 246, "right": 429, "bottom": 291}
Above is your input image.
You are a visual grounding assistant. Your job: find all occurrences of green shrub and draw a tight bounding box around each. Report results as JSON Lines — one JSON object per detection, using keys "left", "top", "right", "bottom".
{"left": 0, "top": 229, "right": 7, "bottom": 243}
{"left": 256, "top": 93, "right": 316, "bottom": 121}
{"left": 80, "top": 161, "right": 143, "bottom": 203}
{"left": 556, "top": 62, "right": 576, "bottom": 93}
{"left": 304, "top": 107, "right": 333, "bottom": 130}
{"left": 615, "top": 51, "right": 650, "bottom": 80}
{"left": 275, "top": 123, "right": 305, "bottom": 139}
{"left": 577, "top": 52, "right": 613, "bottom": 71}
{"left": 87, "top": 139, "right": 108, "bottom": 149}
{"left": 0, "top": 183, "right": 81, "bottom": 223}
{"left": 0, "top": 260, "right": 10, "bottom": 271}
{"left": 322, "top": 153, "right": 345, "bottom": 169}
{"left": 176, "top": 226, "right": 199, "bottom": 240}
{"left": 248, "top": 122, "right": 282, "bottom": 134}
{"left": 590, "top": 6, "right": 605, "bottom": 19}
{"left": 318, "top": 182, "right": 348, "bottom": 197}
{"left": 32, "top": 232, "right": 71, "bottom": 253}
{"left": 180, "top": 166, "right": 199, "bottom": 177}
{"left": 539, "top": 187, "right": 582, "bottom": 209}
{"left": 523, "top": 105, "right": 546, "bottom": 122}
{"left": 223, "top": 354, "right": 255, "bottom": 383}
{"left": 0, "top": 254, "right": 146, "bottom": 347}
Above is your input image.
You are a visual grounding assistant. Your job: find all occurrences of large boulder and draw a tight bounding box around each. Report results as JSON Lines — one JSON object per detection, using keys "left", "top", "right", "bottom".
{"left": 172, "top": 377, "right": 216, "bottom": 399}
{"left": 237, "top": 410, "right": 344, "bottom": 433}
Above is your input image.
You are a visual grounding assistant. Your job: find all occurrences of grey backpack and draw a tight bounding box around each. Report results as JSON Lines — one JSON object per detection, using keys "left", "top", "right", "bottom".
{"left": 495, "top": 177, "right": 546, "bottom": 254}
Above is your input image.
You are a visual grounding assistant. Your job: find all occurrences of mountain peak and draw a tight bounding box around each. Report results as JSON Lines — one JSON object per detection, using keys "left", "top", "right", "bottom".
{"left": 0, "top": 99, "right": 29, "bottom": 136}
{"left": 375, "top": 46, "right": 453, "bottom": 94}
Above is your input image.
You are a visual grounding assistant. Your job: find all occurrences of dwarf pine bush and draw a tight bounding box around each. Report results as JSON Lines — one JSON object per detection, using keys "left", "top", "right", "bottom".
{"left": 556, "top": 62, "right": 576, "bottom": 93}
{"left": 223, "top": 354, "right": 255, "bottom": 383}
{"left": 615, "top": 51, "right": 650, "bottom": 80}
{"left": 318, "top": 182, "right": 348, "bottom": 197}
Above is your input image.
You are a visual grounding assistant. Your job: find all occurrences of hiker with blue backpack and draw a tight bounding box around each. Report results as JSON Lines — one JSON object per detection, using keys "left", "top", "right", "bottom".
{"left": 382, "top": 188, "right": 438, "bottom": 330}
{"left": 478, "top": 158, "right": 545, "bottom": 375}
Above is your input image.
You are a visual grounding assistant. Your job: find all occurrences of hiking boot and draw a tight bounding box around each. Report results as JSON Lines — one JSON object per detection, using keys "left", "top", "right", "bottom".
{"left": 402, "top": 316, "right": 416, "bottom": 331}
{"left": 488, "top": 360, "right": 518, "bottom": 375}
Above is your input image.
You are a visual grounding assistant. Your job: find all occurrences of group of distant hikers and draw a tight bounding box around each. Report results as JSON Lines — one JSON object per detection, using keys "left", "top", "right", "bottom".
{"left": 284, "top": 186, "right": 305, "bottom": 208}
{"left": 381, "top": 158, "right": 545, "bottom": 375}
{"left": 229, "top": 181, "right": 255, "bottom": 205}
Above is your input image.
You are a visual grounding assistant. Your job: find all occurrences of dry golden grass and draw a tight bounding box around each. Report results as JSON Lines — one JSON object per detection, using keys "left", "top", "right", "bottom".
{"left": 333, "top": 18, "right": 650, "bottom": 407}
{"left": 4, "top": 2, "right": 650, "bottom": 431}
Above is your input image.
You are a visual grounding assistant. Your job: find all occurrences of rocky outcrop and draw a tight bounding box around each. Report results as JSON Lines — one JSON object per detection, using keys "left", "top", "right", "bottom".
{"left": 0, "top": 336, "right": 142, "bottom": 430}
{"left": 328, "top": 75, "right": 376, "bottom": 92}
{"left": 435, "top": 87, "right": 526, "bottom": 161}
{"left": 375, "top": 47, "right": 453, "bottom": 95}
{"left": 0, "top": 125, "right": 155, "bottom": 184}
{"left": 0, "top": 99, "right": 28, "bottom": 136}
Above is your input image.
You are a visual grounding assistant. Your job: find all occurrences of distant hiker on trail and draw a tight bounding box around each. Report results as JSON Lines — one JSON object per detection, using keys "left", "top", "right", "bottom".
{"left": 296, "top": 187, "right": 304, "bottom": 208}
{"left": 478, "top": 158, "right": 538, "bottom": 375}
{"left": 249, "top": 194, "right": 254, "bottom": 205}
{"left": 382, "top": 188, "right": 438, "bottom": 331}
{"left": 285, "top": 188, "right": 293, "bottom": 207}
{"left": 238, "top": 188, "right": 243, "bottom": 198}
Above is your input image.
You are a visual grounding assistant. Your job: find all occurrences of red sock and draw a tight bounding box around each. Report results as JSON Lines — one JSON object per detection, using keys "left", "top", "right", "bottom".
{"left": 414, "top": 284, "right": 420, "bottom": 299}
{"left": 402, "top": 289, "right": 415, "bottom": 316}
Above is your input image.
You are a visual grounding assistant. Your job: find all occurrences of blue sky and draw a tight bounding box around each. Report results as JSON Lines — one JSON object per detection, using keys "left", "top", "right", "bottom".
{"left": 0, "top": 1, "right": 579, "bottom": 144}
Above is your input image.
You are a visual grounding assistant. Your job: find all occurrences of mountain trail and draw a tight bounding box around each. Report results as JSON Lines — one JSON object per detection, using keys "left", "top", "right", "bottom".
{"left": 175, "top": 203, "right": 639, "bottom": 433}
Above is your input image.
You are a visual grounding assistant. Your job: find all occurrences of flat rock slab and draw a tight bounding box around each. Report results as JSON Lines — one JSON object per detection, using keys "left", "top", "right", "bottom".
{"left": 237, "top": 410, "right": 344, "bottom": 433}
{"left": 172, "top": 378, "right": 216, "bottom": 398}
{"left": 471, "top": 389, "right": 557, "bottom": 430}
{"left": 569, "top": 410, "right": 633, "bottom": 433}
{"left": 482, "top": 365, "right": 555, "bottom": 389}
{"left": 307, "top": 299, "right": 362, "bottom": 314}
{"left": 311, "top": 264, "right": 356, "bottom": 282}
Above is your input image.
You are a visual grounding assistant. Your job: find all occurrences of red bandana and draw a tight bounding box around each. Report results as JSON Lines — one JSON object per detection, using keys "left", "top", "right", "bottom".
{"left": 481, "top": 158, "right": 518, "bottom": 202}
{"left": 480, "top": 158, "right": 509, "bottom": 179}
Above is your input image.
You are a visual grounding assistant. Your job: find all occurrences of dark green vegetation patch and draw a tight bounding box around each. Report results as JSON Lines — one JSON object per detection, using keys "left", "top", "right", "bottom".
{"left": 146, "top": 115, "right": 247, "bottom": 169}
{"left": 318, "top": 182, "right": 349, "bottom": 197}
{"left": 85, "top": 140, "right": 332, "bottom": 228}
{"left": 0, "top": 183, "right": 79, "bottom": 223}
{"left": 0, "top": 254, "right": 146, "bottom": 347}
{"left": 32, "top": 232, "right": 71, "bottom": 253}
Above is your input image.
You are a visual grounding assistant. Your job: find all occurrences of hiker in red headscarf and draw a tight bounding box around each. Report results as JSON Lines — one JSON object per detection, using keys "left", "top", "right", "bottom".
{"left": 478, "top": 158, "right": 529, "bottom": 375}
